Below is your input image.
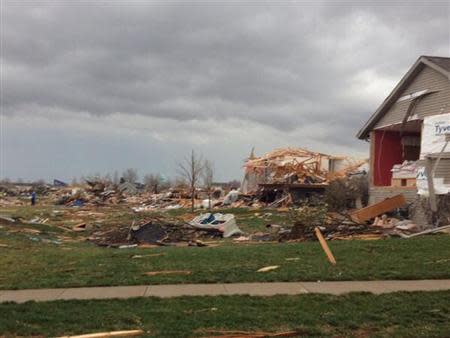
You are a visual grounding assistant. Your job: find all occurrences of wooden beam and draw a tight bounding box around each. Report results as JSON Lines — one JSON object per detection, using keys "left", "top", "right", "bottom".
{"left": 315, "top": 227, "right": 337, "bottom": 265}
{"left": 350, "top": 194, "right": 406, "bottom": 223}
{"left": 57, "top": 330, "right": 144, "bottom": 338}
{"left": 400, "top": 225, "right": 450, "bottom": 239}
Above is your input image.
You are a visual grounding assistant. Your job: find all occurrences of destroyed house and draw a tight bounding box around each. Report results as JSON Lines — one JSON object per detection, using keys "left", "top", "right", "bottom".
{"left": 240, "top": 147, "right": 366, "bottom": 203}
{"left": 357, "top": 55, "right": 450, "bottom": 204}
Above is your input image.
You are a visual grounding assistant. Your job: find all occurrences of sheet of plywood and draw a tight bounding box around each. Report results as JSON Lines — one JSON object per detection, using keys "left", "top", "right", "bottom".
{"left": 350, "top": 194, "right": 406, "bottom": 223}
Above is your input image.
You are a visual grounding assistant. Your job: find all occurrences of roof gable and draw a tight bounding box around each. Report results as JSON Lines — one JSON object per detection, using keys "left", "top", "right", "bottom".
{"left": 357, "top": 55, "right": 450, "bottom": 139}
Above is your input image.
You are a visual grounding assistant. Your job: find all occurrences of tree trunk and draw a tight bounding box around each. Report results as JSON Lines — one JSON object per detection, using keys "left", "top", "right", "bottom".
{"left": 191, "top": 185, "right": 195, "bottom": 212}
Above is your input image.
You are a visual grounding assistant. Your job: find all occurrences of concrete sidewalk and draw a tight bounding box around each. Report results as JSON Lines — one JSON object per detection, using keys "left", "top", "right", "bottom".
{"left": 1, "top": 280, "right": 449, "bottom": 303}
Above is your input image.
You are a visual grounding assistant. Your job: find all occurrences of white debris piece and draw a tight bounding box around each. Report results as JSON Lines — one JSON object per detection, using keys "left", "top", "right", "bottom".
{"left": 190, "top": 213, "right": 243, "bottom": 238}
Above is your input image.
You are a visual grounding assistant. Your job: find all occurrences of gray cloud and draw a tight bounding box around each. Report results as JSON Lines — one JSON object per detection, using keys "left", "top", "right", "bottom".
{"left": 1, "top": 0, "right": 449, "bottom": 181}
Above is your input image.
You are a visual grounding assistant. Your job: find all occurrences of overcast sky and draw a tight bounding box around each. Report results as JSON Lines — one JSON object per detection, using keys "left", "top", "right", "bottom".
{"left": 1, "top": 0, "right": 449, "bottom": 182}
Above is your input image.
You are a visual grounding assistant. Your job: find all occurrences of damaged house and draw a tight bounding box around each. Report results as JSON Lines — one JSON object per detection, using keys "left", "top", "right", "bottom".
{"left": 357, "top": 55, "right": 450, "bottom": 211}
{"left": 240, "top": 147, "right": 367, "bottom": 204}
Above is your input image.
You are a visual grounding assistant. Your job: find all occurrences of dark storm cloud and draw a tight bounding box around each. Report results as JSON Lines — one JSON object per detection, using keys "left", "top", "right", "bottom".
{"left": 1, "top": 1, "right": 449, "bottom": 181}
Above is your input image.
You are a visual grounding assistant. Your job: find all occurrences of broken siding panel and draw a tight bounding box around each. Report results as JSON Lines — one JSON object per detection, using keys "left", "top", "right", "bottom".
{"left": 375, "top": 66, "right": 450, "bottom": 128}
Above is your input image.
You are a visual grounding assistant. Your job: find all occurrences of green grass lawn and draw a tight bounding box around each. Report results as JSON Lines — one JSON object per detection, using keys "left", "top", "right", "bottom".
{"left": 1, "top": 227, "right": 449, "bottom": 289}
{"left": 1, "top": 291, "right": 449, "bottom": 337}
{"left": 1, "top": 205, "right": 450, "bottom": 290}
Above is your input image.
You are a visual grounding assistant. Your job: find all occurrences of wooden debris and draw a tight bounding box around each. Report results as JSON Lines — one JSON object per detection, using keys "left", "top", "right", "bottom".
{"left": 57, "top": 329, "right": 144, "bottom": 338}
{"left": 350, "top": 194, "right": 406, "bottom": 223}
{"left": 72, "top": 223, "right": 89, "bottom": 232}
{"left": 143, "top": 270, "right": 191, "bottom": 276}
{"left": 257, "top": 265, "right": 279, "bottom": 272}
{"left": 131, "top": 253, "right": 166, "bottom": 259}
{"left": 243, "top": 147, "right": 367, "bottom": 186}
{"left": 198, "top": 329, "right": 302, "bottom": 337}
{"left": 315, "top": 227, "right": 337, "bottom": 265}
{"left": 399, "top": 225, "right": 450, "bottom": 239}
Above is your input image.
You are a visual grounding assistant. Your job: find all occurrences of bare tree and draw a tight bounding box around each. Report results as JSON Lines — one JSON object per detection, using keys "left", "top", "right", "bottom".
{"left": 144, "top": 173, "right": 164, "bottom": 194}
{"left": 203, "top": 159, "right": 214, "bottom": 210}
{"left": 178, "top": 150, "right": 204, "bottom": 212}
{"left": 122, "top": 168, "right": 138, "bottom": 184}
{"left": 112, "top": 171, "right": 120, "bottom": 186}
{"left": 71, "top": 177, "right": 79, "bottom": 186}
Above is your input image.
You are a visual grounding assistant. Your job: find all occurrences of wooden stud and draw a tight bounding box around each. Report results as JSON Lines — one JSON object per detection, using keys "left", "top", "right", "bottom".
{"left": 57, "top": 329, "right": 144, "bottom": 338}
{"left": 350, "top": 194, "right": 406, "bottom": 223}
{"left": 315, "top": 227, "right": 337, "bottom": 265}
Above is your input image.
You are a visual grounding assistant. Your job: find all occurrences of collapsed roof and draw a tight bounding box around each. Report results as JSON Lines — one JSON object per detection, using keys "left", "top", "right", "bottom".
{"left": 241, "top": 147, "right": 367, "bottom": 193}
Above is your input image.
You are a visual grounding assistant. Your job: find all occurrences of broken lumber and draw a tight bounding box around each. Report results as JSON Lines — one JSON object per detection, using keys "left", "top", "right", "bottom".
{"left": 257, "top": 265, "right": 279, "bottom": 272}
{"left": 143, "top": 270, "right": 191, "bottom": 276}
{"left": 314, "top": 227, "right": 336, "bottom": 265}
{"left": 350, "top": 194, "right": 406, "bottom": 223}
{"left": 198, "top": 329, "right": 303, "bottom": 337}
{"left": 57, "top": 329, "right": 144, "bottom": 338}
{"left": 399, "top": 225, "right": 450, "bottom": 239}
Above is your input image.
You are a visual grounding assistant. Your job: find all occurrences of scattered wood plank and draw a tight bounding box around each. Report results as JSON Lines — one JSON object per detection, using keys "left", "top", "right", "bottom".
{"left": 143, "top": 270, "right": 191, "bottom": 276}
{"left": 72, "top": 223, "right": 88, "bottom": 232}
{"left": 131, "top": 253, "right": 166, "bottom": 259}
{"left": 399, "top": 225, "right": 450, "bottom": 239}
{"left": 57, "top": 329, "right": 144, "bottom": 338}
{"left": 257, "top": 265, "right": 279, "bottom": 272}
{"left": 198, "top": 329, "right": 303, "bottom": 337}
{"left": 315, "top": 227, "right": 337, "bottom": 265}
{"left": 350, "top": 194, "right": 406, "bottom": 223}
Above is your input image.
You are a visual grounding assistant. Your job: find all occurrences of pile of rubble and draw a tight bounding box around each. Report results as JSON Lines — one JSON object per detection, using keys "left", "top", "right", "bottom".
{"left": 53, "top": 180, "right": 127, "bottom": 206}
{"left": 241, "top": 148, "right": 367, "bottom": 192}
{"left": 89, "top": 213, "right": 243, "bottom": 248}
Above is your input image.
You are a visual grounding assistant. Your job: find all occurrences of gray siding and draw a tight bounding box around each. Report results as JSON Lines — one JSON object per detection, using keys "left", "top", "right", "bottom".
{"left": 435, "top": 159, "right": 450, "bottom": 184}
{"left": 375, "top": 66, "right": 450, "bottom": 128}
{"left": 417, "top": 158, "right": 450, "bottom": 184}
{"left": 368, "top": 186, "right": 418, "bottom": 205}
